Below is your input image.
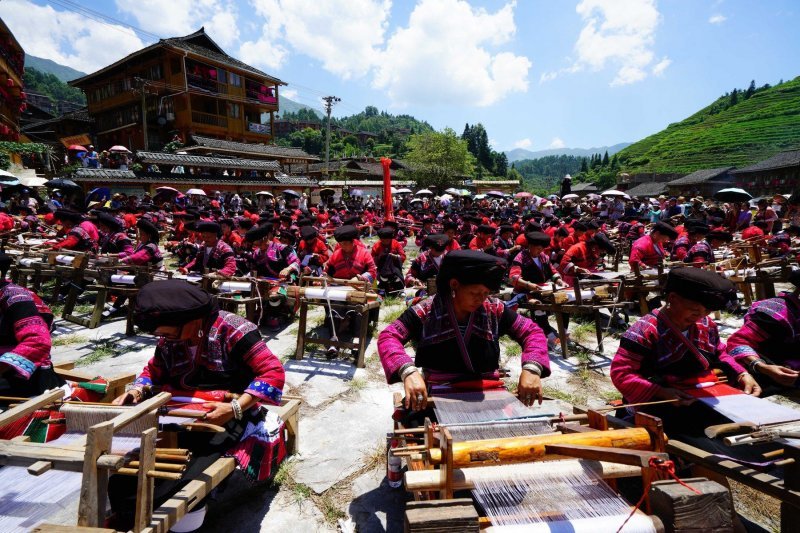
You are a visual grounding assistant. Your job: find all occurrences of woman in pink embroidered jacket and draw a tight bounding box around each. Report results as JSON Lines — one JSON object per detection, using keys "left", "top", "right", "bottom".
{"left": 110, "top": 280, "right": 285, "bottom": 530}
{"left": 611, "top": 267, "right": 759, "bottom": 438}
{"left": 726, "top": 270, "right": 800, "bottom": 392}
{"left": 378, "top": 250, "right": 550, "bottom": 410}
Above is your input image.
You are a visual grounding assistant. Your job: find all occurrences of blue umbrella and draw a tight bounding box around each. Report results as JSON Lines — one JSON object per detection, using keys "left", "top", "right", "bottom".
{"left": 87, "top": 187, "right": 110, "bottom": 202}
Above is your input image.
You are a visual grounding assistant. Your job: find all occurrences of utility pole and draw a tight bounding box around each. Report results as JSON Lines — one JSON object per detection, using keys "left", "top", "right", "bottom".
{"left": 322, "top": 96, "right": 340, "bottom": 175}
{"left": 133, "top": 77, "right": 149, "bottom": 150}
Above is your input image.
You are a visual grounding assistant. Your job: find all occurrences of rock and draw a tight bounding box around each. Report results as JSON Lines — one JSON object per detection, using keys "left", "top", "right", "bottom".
{"left": 293, "top": 385, "right": 394, "bottom": 493}
{"left": 349, "top": 467, "right": 407, "bottom": 533}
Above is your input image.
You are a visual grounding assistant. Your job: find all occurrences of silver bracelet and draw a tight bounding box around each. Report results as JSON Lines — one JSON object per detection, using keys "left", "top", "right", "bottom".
{"left": 522, "top": 362, "right": 543, "bottom": 376}
{"left": 230, "top": 399, "right": 243, "bottom": 420}
{"left": 400, "top": 365, "right": 419, "bottom": 381}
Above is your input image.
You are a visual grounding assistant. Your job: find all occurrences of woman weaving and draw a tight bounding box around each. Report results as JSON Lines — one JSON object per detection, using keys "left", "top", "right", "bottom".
{"left": 378, "top": 250, "right": 550, "bottom": 410}
{"left": 109, "top": 280, "right": 285, "bottom": 531}
{"left": 610, "top": 267, "right": 761, "bottom": 440}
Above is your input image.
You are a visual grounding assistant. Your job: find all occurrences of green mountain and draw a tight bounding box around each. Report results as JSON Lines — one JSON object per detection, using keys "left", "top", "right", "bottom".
{"left": 278, "top": 94, "right": 323, "bottom": 118}
{"left": 616, "top": 77, "right": 800, "bottom": 175}
{"left": 24, "top": 67, "right": 87, "bottom": 105}
{"left": 24, "top": 54, "right": 86, "bottom": 82}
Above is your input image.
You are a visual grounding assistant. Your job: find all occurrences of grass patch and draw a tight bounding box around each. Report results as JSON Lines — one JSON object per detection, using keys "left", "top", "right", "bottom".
{"left": 52, "top": 334, "right": 88, "bottom": 347}
{"left": 506, "top": 379, "right": 519, "bottom": 395}
{"left": 544, "top": 386, "right": 582, "bottom": 406}
{"left": 502, "top": 340, "right": 521, "bottom": 359}
{"left": 570, "top": 321, "right": 596, "bottom": 346}
{"left": 380, "top": 305, "right": 406, "bottom": 325}
{"left": 600, "top": 389, "right": 623, "bottom": 403}
{"left": 349, "top": 377, "right": 368, "bottom": 392}
{"left": 75, "top": 339, "right": 134, "bottom": 366}
{"left": 74, "top": 303, "right": 96, "bottom": 314}
{"left": 319, "top": 492, "right": 347, "bottom": 524}
{"left": 362, "top": 440, "right": 387, "bottom": 472}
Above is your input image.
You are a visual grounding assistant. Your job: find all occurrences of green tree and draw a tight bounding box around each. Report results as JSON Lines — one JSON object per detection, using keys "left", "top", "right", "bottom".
{"left": 580, "top": 158, "right": 588, "bottom": 173}
{"left": 730, "top": 88, "right": 739, "bottom": 106}
{"left": 404, "top": 128, "right": 475, "bottom": 192}
{"left": 602, "top": 151, "right": 609, "bottom": 166}
{"left": 342, "top": 134, "right": 359, "bottom": 147}
{"left": 745, "top": 79, "right": 756, "bottom": 99}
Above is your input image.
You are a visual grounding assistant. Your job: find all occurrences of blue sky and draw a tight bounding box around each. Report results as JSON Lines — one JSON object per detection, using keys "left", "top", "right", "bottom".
{"left": 2, "top": 0, "right": 799, "bottom": 152}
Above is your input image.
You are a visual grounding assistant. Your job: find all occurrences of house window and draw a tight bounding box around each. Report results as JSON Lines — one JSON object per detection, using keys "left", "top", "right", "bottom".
{"left": 171, "top": 58, "right": 182, "bottom": 74}
{"left": 229, "top": 73, "right": 241, "bottom": 87}
{"left": 216, "top": 69, "right": 227, "bottom": 84}
{"left": 228, "top": 103, "right": 240, "bottom": 118}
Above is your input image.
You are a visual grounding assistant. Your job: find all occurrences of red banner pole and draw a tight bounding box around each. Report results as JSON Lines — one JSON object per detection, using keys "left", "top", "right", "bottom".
{"left": 381, "top": 157, "right": 394, "bottom": 221}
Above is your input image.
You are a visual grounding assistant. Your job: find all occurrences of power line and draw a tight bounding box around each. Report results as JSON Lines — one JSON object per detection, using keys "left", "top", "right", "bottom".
{"left": 46, "top": 0, "right": 163, "bottom": 42}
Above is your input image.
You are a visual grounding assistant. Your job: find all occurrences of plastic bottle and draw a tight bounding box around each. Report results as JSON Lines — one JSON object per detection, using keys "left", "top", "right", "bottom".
{"left": 387, "top": 439, "right": 403, "bottom": 488}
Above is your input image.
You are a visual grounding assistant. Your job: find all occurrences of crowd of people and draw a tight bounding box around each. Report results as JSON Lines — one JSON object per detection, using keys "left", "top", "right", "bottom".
{"left": 0, "top": 183, "right": 798, "bottom": 530}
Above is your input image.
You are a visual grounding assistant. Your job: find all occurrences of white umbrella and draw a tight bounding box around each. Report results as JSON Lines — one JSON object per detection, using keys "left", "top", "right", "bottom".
{"left": 601, "top": 189, "right": 629, "bottom": 197}
{"left": 186, "top": 188, "right": 206, "bottom": 196}
{"left": 390, "top": 186, "right": 398, "bottom": 194}
{"left": 439, "top": 193, "right": 453, "bottom": 201}
{"left": 396, "top": 188, "right": 412, "bottom": 194}
{"left": 473, "top": 194, "right": 487, "bottom": 200}
{"left": 415, "top": 189, "right": 434, "bottom": 196}
{"left": 444, "top": 187, "right": 461, "bottom": 195}
{"left": 255, "top": 191, "right": 274, "bottom": 197}
{"left": 19, "top": 176, "right": 47, "bottom": 187}
{"left": 562, "top": 193, "right": 579, "bottom": 200}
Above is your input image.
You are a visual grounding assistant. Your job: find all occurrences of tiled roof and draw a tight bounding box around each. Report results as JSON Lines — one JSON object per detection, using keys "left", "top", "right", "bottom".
{"left": 625, "top": 182, "right": 668, "bottom": 197}
{"left": 318, "top": 180, "right": 416, "bottom": 187}
{"left": 569, "top": 182, "right": 599, "bottom": 192}
{"left": 274, "top": 175, "right": 316, "bottom": 186}
{"left": 187, "top": 135, "right": 317, "bottom": 160}
{"left": 667, "top": 167, "right": 733, "bottom": 186}
{"left": 731, "top": 150, "right": 800, "bottom": 173}
{"left": 21, "top": 108, "right": 93, "bottom": 131}
{"left": 74, "top": 168, "right": 137, "bottom": 179}
{"left": 137, "top": 151, "right": 281, "bottom": 171}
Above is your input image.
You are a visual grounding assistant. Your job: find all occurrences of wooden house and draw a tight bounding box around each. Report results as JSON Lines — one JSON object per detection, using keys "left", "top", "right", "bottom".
{"left": 70, "top": 27, "right": 284, "bottom": 151}
{"left": 665, "top": 167, "right": 734, "bottom": 198}
{"left": 731, "top": 150, "right": 800, "bottom": 197}
{"left": 0, "top": 18, "right": 25, "bottom": 141}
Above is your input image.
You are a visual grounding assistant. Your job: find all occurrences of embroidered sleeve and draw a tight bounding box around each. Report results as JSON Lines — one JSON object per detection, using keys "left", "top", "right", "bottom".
{"left": 378, "top": 307, "right": 423, "bottom": 383}
{"left": 727, "top": 299, "right": 793, "bottom": 362}
{"left": 235, "top": 330, "right": 285, "bottom": 405}
{"left": 0, "top": 296, "right": 52, "bottom": 379}
{"left": 135, "top": 344, "right": 168, "bottom": 388}
{"left": 611, "top": 318, "right": 662, "bottom": 403}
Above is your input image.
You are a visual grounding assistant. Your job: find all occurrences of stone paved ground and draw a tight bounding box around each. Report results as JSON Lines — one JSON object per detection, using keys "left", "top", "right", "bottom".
{"left": 40, "top": 247, "right": 790, "bottom": 532}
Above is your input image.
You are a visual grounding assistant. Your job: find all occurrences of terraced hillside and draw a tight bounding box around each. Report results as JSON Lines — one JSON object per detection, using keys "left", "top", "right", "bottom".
{"left": 617, "top": 77, "right": 800, "bottom": 174}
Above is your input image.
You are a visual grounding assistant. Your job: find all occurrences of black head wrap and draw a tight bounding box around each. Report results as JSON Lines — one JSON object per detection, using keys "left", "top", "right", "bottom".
{"left": 245, "top": 225, "right": 273, "bottom": 242}
{"left": 686, "top": 222, "right": 710, "bottom": 235}
{"left": 300, "top": 226, "right": 318, "bottom": 241}
{"left": 196, "top": 221, "right": 221, "bottom": 235}
{"left": 136, "top": 218, "right": 159, "bottom": 242}
{"left": 664, "top": 267, "right": 736, "bottom": 311}
{"left": 55, "top": 209, "right": 83, "bottom": 224}
{"left": 134, "top": 280, "right": 218, "bottom": 332}
{"left": 790, "top": 269, "right": 800, "bottom": 287}
{"left": 239, "top": 218, "right": 254, "bottom": 230}
{"left": 377, "top": 227, "right": 395, "bottom": 239}
{"left": 424, "top": 233, "right": 450, "bottom": 251}
{"left": 652, "top": 221, "right": 679, "bottom": 239}
{"left": 477, "top": 224, "right": 495, "bottom": 235}
{"left": 707, "top": 230, "right": 733, "bottom": 242}
{"left": 436, "top": 250, "right": 507, "bottom": 294}
{"left": 95, "top": 212, "right": 123, "bottom": 232}
{"left": 525, "top": 231, "right": 551, "bottom": 246}
{"left": 334, "top": 225, "right": 358, "bottom": 242}
{"left": 443, "top": 221, "right": 459, "bottom": 231}
{"left": 590, "top": 233, "right": 616, "bottom": 254}
{"left": 384, "top": 220, "right": 399, "bottom": 229}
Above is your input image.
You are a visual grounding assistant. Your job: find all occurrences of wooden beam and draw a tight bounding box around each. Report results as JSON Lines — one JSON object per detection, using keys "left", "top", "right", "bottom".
{"left": 0, "top": 388, "right": 64, "bottom": 427}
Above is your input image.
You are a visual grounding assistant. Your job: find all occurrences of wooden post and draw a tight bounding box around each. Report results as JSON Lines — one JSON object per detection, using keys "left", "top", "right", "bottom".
{"left": 554, "top": 311, "right": 569, "bottom": 359}
{"left": 781, "top": 445, "right": 800, "bottom": 531}
{"left": 294, "top": 301, "right": 308, "bottom": 360}
{"left": 650, "top": 478, "right": 734, "bottom": 532}
{"left": 134, "top": 427, "right": 158, "bottom": 532}
{"left": 78, "top": 420, "right": 114, "bottom": 527}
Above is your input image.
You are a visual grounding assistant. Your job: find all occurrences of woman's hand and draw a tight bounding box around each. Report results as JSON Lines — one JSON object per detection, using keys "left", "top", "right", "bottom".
{"left": 739, "top": 373, "right": 762, "bottom": 396}
{"left": 112, "top": 390, "right": 140, "bottom": 406}
{"left": 656, "top": 387, "right": 696, "bottom": 406}
{"left": 403, "top": 372, "right": 428, "bottom": 411}
{"left": 518, "top": 372, "right": 543, "bottom": 406}
{"left": 758, "top": 364, "right": 799, "bottom": 387}
{"left": 202, "top": 402, "right": 235, "bottom": 426}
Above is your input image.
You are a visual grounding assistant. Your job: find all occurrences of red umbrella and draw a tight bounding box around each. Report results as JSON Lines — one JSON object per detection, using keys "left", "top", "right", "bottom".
{"left": 514, "top": 192, "right": 533, "bottom": 198}
{"left": 68, "top": 144, "right": 87, "bottom": 151}
{"left": 109, "top": 145, "right": 132, "bottom": 153}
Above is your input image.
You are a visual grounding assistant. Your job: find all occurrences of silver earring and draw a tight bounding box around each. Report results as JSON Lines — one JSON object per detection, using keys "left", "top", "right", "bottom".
{"left": 198, "top": 329, "right": 203, "bottom": 338}
{"left": 451, "top": 289, "right": 455, "bottom": 298}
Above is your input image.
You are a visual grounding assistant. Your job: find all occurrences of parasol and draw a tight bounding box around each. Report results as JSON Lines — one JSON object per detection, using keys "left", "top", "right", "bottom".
{"left": 68, "top": 145, "right": 87, "bottom": 151}
{"left": 255, "top": 191, "right": 274, "bottom": 197}
{"left": 714, "top": 188, "right": 752, "bottom": 203}
{"left": 108, "top": 145, "right": 132, "bottom": 153}
{"left": 562, "top": 193, "right": 579, "bottom": 200}
{"left": 44, "top": 178, "right": 80, "bottom": 189}
{"left": 186, "top": 188, "right": 207, "bottom": 196}
{"left": 282, "top": 190, "right": 301, "bottom": 198}
{"left": 415, "top": 189, "right": 434, "bottom": 196}
{"left": 514, "top": 191, "right": 533, "bottom": 199}
{"left": 485, "top": 190, "right": 506, "bottom": 198}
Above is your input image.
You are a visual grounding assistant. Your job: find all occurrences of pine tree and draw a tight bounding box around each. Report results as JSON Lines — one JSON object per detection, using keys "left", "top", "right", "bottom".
{"left": 745, "top": 80, "right": 756, "bottom": 99}
{"left": 580, "top": 158, "right": 588, "bottom": 173}
{"left": 730, "top": 89, "right": 739, "bottom": 106}
{"left": 602, "top": 151, "right": 609, "bottom": 166}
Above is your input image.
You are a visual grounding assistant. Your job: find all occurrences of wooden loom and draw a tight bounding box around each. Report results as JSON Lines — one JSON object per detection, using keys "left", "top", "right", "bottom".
{"left": 0, "top": 389, "right": 302, "bottom": 533}
{"left": 392, "top": 392, "right": 674, "bottom": 532}
{"left": 293, "top": 275, "right": 381, "bottom": 368}
{"left": 519, "top": 276, "right": 631, "bottom": 358}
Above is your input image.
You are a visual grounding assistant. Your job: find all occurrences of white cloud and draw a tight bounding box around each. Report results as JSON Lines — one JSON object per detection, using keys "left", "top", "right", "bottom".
{"left": 115, "top": 0, "right": 233, "bottom": 40}
{"left": 540, "top": 70, "right": 560, "bottom": 83}
{"left": 549, "top": 137, "right": 566, "bottom": 149}
{"left": 564, "top": 0, "right": 664, "bottom": 87}
{"left": 651, "top": 56, "right": 671, "bottom": 76}
{"left": 373, "top": 0, "right": 531, "bottom": 107}
{"left": 281, "top": 88, "right": 299, "bottom": 100}
{"left": 709, "top": 14, "right": 727, "bottom": 24}
{"left": 241, "top": 0, "right": 391, "bottom": 77}
{"left": 0, "top": 0, "right": 145, "bottom": 73}
{"left": 513, "top": 138, "right": 533, "bottom": 149}
{"left": 489, "top": 138, "right": 499, "bottom": 149}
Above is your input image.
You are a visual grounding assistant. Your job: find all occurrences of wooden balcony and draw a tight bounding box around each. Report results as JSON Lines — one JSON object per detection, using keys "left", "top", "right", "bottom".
{"left": 191, "top": 111, "right": 227, "bottom": 129}
{"left": 187, "top": 73, "right": 228, "bottom": 95}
